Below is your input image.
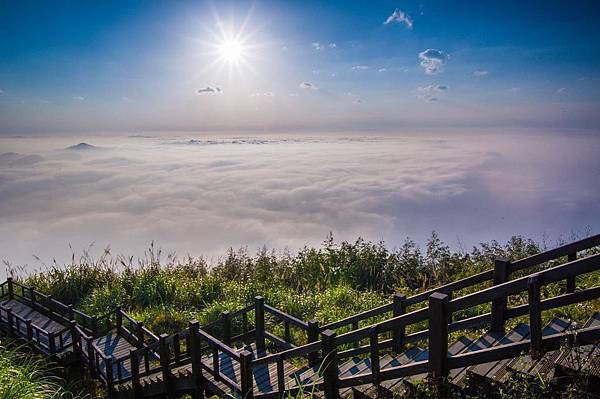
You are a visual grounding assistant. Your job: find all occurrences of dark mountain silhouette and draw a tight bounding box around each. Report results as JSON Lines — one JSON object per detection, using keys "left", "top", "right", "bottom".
{"left": 66, "top": 142, "right": 97, "bottom": 151}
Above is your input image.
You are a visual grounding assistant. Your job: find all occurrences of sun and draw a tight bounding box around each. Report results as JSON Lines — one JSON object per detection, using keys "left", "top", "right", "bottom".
{"left": 218, "top": 38, "right": 245, "bottom": 63}
{"left": 199, "top": 10, "right": 264, "bottom": 77}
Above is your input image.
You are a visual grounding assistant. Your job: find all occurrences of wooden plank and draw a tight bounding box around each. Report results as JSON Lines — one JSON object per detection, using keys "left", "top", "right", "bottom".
{"left": 467, "top": 323, "right": 530, "bottom": 380}
{"left": 358, "top": 347, "right": 424, "bottom": 397}
{"left": 496, "top": 317, "right": 572, "bottom": 383}
{"left": 1, "top": 299, "right": 67, "bottom": 334}
{"left": 448, "top": 330, "right": 503, "bottom": 385}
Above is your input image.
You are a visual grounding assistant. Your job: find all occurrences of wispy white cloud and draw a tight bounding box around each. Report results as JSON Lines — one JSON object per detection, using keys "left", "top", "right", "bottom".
{"left": 418, "top": 49, "right": 448, "bottom": 75}
{"left": 299, "top": 82, "right": 318, "bottom": 90}
{"left": 197, "top": 86, "right": 222, "bottom": 95}
{"left": 557, "top": 87, "right": 566, "bottom": 94}
{"left": 378, "top": 68, "right": 388, "bottom": 72}
{"left": 473, "top": 70, "right": 488, "bottom": 77}
{"left": 384, "top": 8, "right": 413, "bottom": 28}
{"left": 417, "top": 84, "right": 448, "bottom": 101}
{"left": 352, "top": 65, "right": 369, "bottom": 71}
{"left": 312, "top": 42, "right": 336, "bottom": 51}
{"left": 250, "top": 92, "right": 275, "bottom": 97}
{"left": 72, "top": 96, "right": 85, "bottom": 101}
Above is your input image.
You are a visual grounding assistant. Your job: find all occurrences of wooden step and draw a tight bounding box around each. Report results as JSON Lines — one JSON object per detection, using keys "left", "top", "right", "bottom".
{"left": 553, "top": 313, "right": 600, "bottom": 379}
{"left": 497, "top": 317, "right": 573, "bottom": 384}
{"left": 355, "top": 347, "right": 425, "bottom": 398}
{"left": 399, "top": 335, "right": 474, "bottom": 396}
{"left": 465, "top": 323, "right": 531, "bottom": 386}
{"left": 448, "top": 330, "right": 504, "bottom": 386}
{"left": 339, "top": 354, "right": 395, "bottom": 398}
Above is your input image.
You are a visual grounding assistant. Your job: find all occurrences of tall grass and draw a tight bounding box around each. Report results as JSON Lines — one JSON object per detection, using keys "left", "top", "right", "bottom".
{"left": 0, "top": 340, "right": 85, "bottom": 399}
{"left": 8, "top": 230, "right": 598, "bottom": 336}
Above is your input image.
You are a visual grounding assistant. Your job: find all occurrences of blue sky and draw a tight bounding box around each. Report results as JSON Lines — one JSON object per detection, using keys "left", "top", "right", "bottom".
{"left": 1, "top": 0, "right": 599, "bottom": 133}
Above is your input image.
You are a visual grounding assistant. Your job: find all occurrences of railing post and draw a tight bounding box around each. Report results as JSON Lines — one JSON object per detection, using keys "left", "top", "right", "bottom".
{"left": 26, "top": 319, "right": 33, "bottom": 340}
{"left": 321, "top": 329, "right": 339, "bottom": 399}
{"left": 240, "top": 349, "right": 254, "bottom": 399}
{"left": 392, "top": 293, "right": 406, "bottom": 353}
{"left": 369, "top": 326, "right": 380, "bottom": 388}
{"left": 221, "top": 310, "right": 231, "bottom": 346}
{"left": 7, "top": 277, "right": 13, "bottom": 300}
{"left": 48, "top": 331, "right": 56, "bottom": 353}
{"left": 428, "top": 293, "right": 449, "bottom": 387}
{"left": 70, "top": 320, "right": 79, "bottom": 355}
{"left": 91, "top": 316, "right": 98, "bottom": 337}
{"left": 30, "top": 288, "right": 36, "bottom": 309}
{"left": 115, "top": 306, "right": 122, "bottom": 334}
{"left": 130, "top": 348, "right": 142, "bottom": 398}
{"left": 528, "top": 274, "right": 542, "bottom": 359}
{"left": 159, "top": 333, "right": 174, "bottom": 398}
{"left": 106, "top": 356, "right": 114, "bottom": 399}
{"left": 189, "top": 320, "right": 204, "bottom": 399}
{"left": 136, "top": 321, "right": 145, "bottom": 347}
{"left": 255, "top": 296, "right": 265, "bottom": 354}
{"left": 307, "top": 319, "right": 320, "bottom": 367}
{"left": 6, "top": 308, "right": 14, "bottom": 336}
{"left": 87, "top": 337, "right": 96, "bottom": 378}
{"left": 68, "top": 304, "right": 75, "bottom": 322}
{"left": 566, "top": 253, "right": 576, "bottom": 293}
{"left": 491, "top": 258, "right": 510, "bottom": 333}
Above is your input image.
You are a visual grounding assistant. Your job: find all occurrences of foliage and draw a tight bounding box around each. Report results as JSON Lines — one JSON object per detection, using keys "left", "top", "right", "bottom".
{"left": 0, "top": 340, "right": 86, "bottom": 399}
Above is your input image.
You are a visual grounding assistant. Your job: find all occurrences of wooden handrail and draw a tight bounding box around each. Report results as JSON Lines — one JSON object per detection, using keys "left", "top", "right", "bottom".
{"left": 264, "top": 304, "right": 310, "bottom": 330}
{"left": 450, "top": 253, "right": 600, "bottom": 313}
{"left": 321, "top": 234, "right": 600, "bottom": 332}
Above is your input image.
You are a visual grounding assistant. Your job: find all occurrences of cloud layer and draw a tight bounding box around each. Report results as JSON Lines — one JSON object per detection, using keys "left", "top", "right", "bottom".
{"left": 0, "top": 133, "right": 597, "bottom": 275}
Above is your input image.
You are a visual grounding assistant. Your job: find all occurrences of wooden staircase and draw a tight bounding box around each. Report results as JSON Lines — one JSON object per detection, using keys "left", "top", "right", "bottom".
{"left": 1, "top": 234, "right": 599, "bottom": 398}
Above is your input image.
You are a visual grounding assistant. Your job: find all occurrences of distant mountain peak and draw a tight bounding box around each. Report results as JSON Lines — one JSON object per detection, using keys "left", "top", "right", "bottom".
{"left": 67, "top": 142, "right": 96, "bottom": 150}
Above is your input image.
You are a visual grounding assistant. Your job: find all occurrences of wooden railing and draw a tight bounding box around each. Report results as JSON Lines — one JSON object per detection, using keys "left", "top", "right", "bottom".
{"left": 0, "top": 303, "right": 73, "bottom": 354}
{"left": 321, "top": 234, "right": 600, "bottom": 337}
{"left": 318, "top": 253, "right": 600, "bottom": 398}
{"left": 237, "top": 238, "right": 600, "bottom": 399}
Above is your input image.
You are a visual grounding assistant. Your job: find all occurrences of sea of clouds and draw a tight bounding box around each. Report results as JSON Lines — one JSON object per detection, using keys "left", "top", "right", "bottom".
{"left": 0, "top": 131, "right": 598, "bottom": 276}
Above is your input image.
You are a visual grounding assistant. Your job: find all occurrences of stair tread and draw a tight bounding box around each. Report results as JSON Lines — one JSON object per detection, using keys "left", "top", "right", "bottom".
{"left": 448, "top": 330, "right": 504, "bottom": 386}
{"left": 356, "top": 347, "right": 426, "bottom": 398}
{"left": 467, "top": 323, "right": 531, "bottom": 380}
{"left": 499, "top": 317, "right": 573, "bottom": 383}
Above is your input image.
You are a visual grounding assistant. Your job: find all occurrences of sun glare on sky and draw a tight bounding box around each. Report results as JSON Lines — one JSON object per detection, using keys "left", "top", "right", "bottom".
{"left": 202, "top": 8, "right": 260, "bottom": 78}
{"left": 218, "top": 38, "right": 244, "bottom": 63}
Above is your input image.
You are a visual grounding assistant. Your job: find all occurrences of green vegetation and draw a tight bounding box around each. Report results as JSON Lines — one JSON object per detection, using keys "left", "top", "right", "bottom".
{"left": 4, "top": 230, "right": 599, "bottom": 398}
{"left": 0, "top": 339, "right": 85, "bottom": 399}
{"left": 14, "top": 231, "right": 598, "bottom": 336}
